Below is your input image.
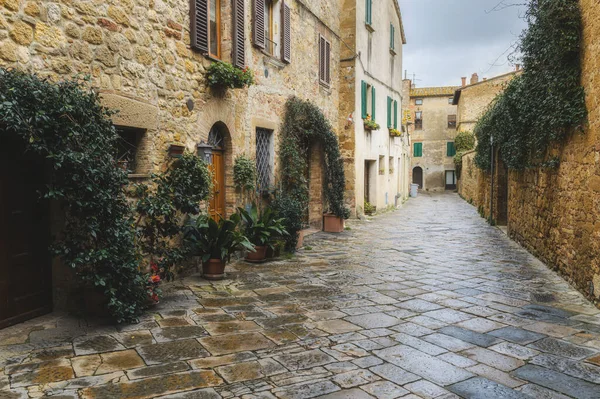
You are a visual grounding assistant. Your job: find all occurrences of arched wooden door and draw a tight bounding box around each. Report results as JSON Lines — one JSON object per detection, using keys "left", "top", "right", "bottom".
{"left": 208, "top": 125, "right": 226, "bottom": 220}
{"left": 0, "top": 136, "right": 52, "bottom": 329}
{"left": 412, "top": 166, "right": 423, "bottom": 189}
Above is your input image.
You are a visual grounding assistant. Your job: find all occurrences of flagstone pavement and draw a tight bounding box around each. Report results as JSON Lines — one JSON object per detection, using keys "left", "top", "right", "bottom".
{"left": 2, "top": 192, "right": 600, "bottom": 399}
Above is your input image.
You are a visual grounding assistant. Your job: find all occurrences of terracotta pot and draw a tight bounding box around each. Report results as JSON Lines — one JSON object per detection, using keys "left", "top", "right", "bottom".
{"left": 202, "top": 258, "right": 226, "bottom": 280}
{"left": 323, "top": 214, "right": 344, "bottom": 233}
{"left": 245, "top": 245, "right": 267, "bottom": 263}
{"left": 296, "top": 230, "right": 305, "bottom": 249}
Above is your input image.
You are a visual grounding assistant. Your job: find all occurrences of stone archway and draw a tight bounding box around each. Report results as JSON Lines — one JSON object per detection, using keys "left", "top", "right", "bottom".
{"left": 413, "top": 166, "right": 423, "bottom": 189}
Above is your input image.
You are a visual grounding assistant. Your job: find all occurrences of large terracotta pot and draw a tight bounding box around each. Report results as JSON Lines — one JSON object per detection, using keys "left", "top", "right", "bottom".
{"left": 323, "top": 214, "right": 344, "bottom": 233}
{"left": 202, "top": 258, "right": 226, "bottom": 280}
{"left": 245, "top": 245, "right": 267, "bottom": 263}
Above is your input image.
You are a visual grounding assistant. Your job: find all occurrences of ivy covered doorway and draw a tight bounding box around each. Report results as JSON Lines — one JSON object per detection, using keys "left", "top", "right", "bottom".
{"left": 0, "top": 134, "right": 52, "bottom": 328}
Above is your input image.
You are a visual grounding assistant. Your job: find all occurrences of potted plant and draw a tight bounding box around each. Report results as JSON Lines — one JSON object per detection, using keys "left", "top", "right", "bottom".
{"left": 207, "top": 61, "right": 254, "bottom": 90}
{"left": 184, "top": 214, "right": 254, "bottom": 280}
{"left": 389, "top": 128, "right": 402, "bottom": 137}
{"left": 363, "top": 115, "right": 380, "bottom": 131}
{"left": 364, "top": 201, "right": 376, "bottom": 216}
{"left": 238, "top": 203, "right": 288, "bottom": 263}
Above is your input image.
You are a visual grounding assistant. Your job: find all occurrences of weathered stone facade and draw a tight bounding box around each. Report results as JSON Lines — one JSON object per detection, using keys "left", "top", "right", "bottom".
{"left": 339, "top": 0, "right": 410, "bottom": 216}
{"left": 457, "top": 0, "right": 600, "bottom": 306}
{"left": 408, "top": 85, "right": 458, "bottom": 191}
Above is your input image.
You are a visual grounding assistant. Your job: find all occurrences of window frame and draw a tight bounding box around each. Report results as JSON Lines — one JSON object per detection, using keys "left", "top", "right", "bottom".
{"left": 264, "top": 0, "right": 276, "bottom": 56}
{"left": 415, "top": 98, "right": 423, "bottom": 106}
{"left": 256, "top": 127, "right": 274, "bottom": 191}
{"left": 447, "top": 114, "right": 457, "bottom": 129}
{"left": 208, "top": 0, "right": 221, "bottom": 59}
{"left": 319, "top": 34, "right": 332, "bottom": 87}
{"left": 413, "top": 142, "right": 423, "bottom": 157}
{"left": 415, "top": 111, "right": 423, "bottom": 130}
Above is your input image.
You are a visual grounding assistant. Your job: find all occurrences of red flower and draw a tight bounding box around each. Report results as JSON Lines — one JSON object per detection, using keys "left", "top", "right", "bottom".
{"left": 151, "top": 263, "right": 159, "bottom": 272}
{"left": 151, "top": 293, "right": 159, "bottom": 303}
{"left": 150, "top": 275, "right": 161, "bottom": 283}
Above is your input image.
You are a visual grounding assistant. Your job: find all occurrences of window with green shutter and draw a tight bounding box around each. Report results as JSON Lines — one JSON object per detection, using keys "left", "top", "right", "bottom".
{"left": 387, "top": 97, "right": 392, "bottom": 128}
{"left": 414, "top": 142, "right": 423, "bottom": 157}
{"left": 393, "top": 100, "right": 398, "bottom": 129}
{"left": 365, "top": 0, "right": 372, "bottom": 26}
{"left": 390, "top": 24, "right": 395, "bottom": 50}
{"left": 447, "top": 142, "right": 456, "bottom": 157}
{"left": 361, "top": 81, "right": 367, "bottom": 119}
{"left": 371, "top": 86, "right": 376, "bottom": 121}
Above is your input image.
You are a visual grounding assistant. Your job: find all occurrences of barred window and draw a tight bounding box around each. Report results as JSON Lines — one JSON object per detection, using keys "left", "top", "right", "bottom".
{"left": 256, "top": 128, "right": 274, "bottom": 190}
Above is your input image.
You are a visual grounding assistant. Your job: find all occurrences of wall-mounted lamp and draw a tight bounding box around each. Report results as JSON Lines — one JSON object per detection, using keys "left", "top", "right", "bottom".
{"left": 168, "top": 143, "right": 186, "bottom": 158}
{"left": 197, "top": 141, "right": 213, "bottom": 164}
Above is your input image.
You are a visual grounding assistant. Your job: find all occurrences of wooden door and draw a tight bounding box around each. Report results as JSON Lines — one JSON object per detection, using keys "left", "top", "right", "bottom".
{"left": 209, "top": 150, "right": 226, "bottom": 220}
{"left": 0, "top": 138, "right": 52, "bottom": 329}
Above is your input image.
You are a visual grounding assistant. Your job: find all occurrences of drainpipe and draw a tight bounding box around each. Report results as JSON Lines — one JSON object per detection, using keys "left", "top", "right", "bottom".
{"left": 489, "top": 135, "right": 494, "bottom": 225}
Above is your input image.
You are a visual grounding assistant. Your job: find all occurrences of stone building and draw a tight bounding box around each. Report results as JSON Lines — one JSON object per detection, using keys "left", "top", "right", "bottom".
{"left": 339, "top": 0, "right": 409, "bottom": 215}
{"left": 408, "top": 85, "right": 458, "bottom": 191}
{"left": 0, "top": 0, "right": 362, "bottom": 325}
{"left": 457, "top": 0, "right": 600, "bottom": 306}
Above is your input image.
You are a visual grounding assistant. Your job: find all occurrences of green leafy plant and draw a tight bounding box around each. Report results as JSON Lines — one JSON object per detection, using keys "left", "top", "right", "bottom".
{"left": 134, "top": 153, "right": 212, "bottom": 280}
{"left": 474, "top": 0, "right": 586, "bottom": 170}
{"left": 0, "top": 69, "right": 145, "bottom": 322}
{"left": 207, "top": 62, "right": 254, "bottom": 89}
{"left": 238, "top": 203, "right": 288, "bottom": 248}
{"left": 184, "top": 214, "right": 254, "bottom": 262}
{"left": 453, "top": 131, "right": 476, "bottom": 168}
{"left": 233, "top": 154, "right": 257, "bottom": 191}
{"left": 364, "top": 117, "right": 380, "bottom": 131}
{"left": 278, "top": 97, "right": 350, "bottom": 249}
{"left": 364, "top": 201, "right": 376, "bottom": 215}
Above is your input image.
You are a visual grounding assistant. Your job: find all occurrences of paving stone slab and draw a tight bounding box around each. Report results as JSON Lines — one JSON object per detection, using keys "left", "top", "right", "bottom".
{"left": 459, "top": 347, "right": 525, "bottom": 371}
{"left": 369, "top": 363, "right": 420, "bottom": 385}
{"left": 273, "top": 380, "right": 340, "bottom": 399}
{"left": 199, "top": 333, "right": 275, "bottom": 356}
{"left": 530, "top": 353, "right": 600, "bottom": 383}
{"left": 489, "top": 342, "right": 540, "bottom": 360}
{"left": 488, "top": 326, "right": 547, "bottom": 344}
{"left": 421, "top": 333, "right": 475, "bottom": 352}
{"left": 152, "top": 326, "right": 209, "bottom": 342}
{"left": 137, "top": 339, "right": 210, "bottom": 365}
{"left": 404, "top": 379, "right": 452, "bottom": 398}
{"left": 438, "top": 326, "right": 501, "bottom": 348}
{"left": 373, "top": 345, "right": 473, "bottom": 386}
{"left": 127, "top": 361, "right": 190, "bottom": 380}
{"left": 389, "top": 333, "right": 447, "bottom": 355}
{"left": 465, "top": 364, "right": 525, "bottom": 388}
{"left": 273, "top": 349, "right": 336, "bottom": 371}
{"left": 512, "top": 364, "right": 600, "bottom": 399}
{"left": 73, "top": 335, "right": 125, "bottom": 356}
{"left": 314, "top": 388, "right": 375, "bottom": 398}
{"left": 529, "top": 337, "right": 597, "bottom": 360}
{"left": 447, "top": 377, "right": 530, "bottom": 399}
{"left": 516, "top": 384, "right": 572, "bottom": 399}
{"left": 154, "top": 388, "right": 221, "bottom": 399}
{"left": 359, "top": 380, "right": 408, "bottom": 399}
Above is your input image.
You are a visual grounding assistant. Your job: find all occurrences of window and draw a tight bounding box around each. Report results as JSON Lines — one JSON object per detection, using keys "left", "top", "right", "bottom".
{"left": 415, "top": 98, "right": 423, "bottom": 105}
{"left": 415, "top": 111, "right": 423, "bottom": 130}
{"left": 447, "top": 142, "right": 456, "bottom": 157}
{"left": 413, "top": 142, "right": 423, "bottom": 157}
{"left": 393, "top": 100, "right": 398, "bottom": 129}
{"left": 365, "top": 0, "right": 372, "bottom": 26}
{"left": 448, "top": 114, "right": 456, "bottom": 128}
{"left": 387, "top": 96, "right": 393, "bottom": 128}
{"left": 390, "top": 24, "right": 395, "bottom": 52}
{"left": 319, "top": 35, "right": 331, "bottom": 87}
{"left": 448, "top": 98, "right": 454, "bottom": 104}
{"left": 256, "top": 128, "right": 274, "bottom": 190}
{"left": 116, "top": 126, "right": 146, "bottom": 174}
{"left": 264, "top": 0, "right": 277, "bottom": 56}
{"left": 361, "top": 81, "right": 375, "bottom": 120}
{"left": 209, "top": 0, "right": 221, "bottom": 58}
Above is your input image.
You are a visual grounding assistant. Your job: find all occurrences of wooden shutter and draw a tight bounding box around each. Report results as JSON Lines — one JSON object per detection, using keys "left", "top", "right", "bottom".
{"left": 232, "top": 0, "right": 245, "bottom": 68}
{"left": 190, "top": 0, "right": 209, "bottom": 53}
{"left": 325, "top": 40, "right": 331, "bottom": 84}
{"left": 253, "top": 0, "right": 265, "bottom": 49}
{"left": 447, "top": 142, "right": 456, "bottom": 157}
{"left": 365, "top": 0, "right": 372, "bottom": 25}
{"left": 371, "top": 86, "right": 376, "bottom": 121}
{"left": 394, "top": 100, "right": 398, "bottom": 129}
{"left": 390, "top": 24, "right": 395, "bottom": 50}
{"left": 319, "top": 35, "right": 330, "bottom": 86}
{"left": 387, "top": 97, "right": 392, "bottom": 128}
{"left": 281, "top": 1, "right": 291, "bottom": 63}
{"left": 414, "top": 143, "right": 422, "bottom": 157}
{"left": 361, "top": 81, "right": 367, "bottom": 119}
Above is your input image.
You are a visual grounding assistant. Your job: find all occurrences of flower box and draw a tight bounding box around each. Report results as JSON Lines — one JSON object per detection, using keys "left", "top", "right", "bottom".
{"left": 389, "top": 128, "right": 402, "bottom": 137}
{"left": 323, "top": 214, "right": 344, "bottom": 233}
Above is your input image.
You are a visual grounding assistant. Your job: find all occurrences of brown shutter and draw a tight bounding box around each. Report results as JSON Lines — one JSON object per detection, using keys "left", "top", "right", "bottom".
{"left": 190, "top": 0, "right": 209, "bottom": 53}
{"left": 319, "top": 35, "right": 325, "bottom": 84}
{"left": 325, "top": 39, "right": 331, "bottom": 85}
{"left": 281, "top": 1, "right": 291, "bottom": 63}
{"left": 253, "top": 0, "right": 265, "bottom": 49}
{"left": 233, "top": 0, "right": 245, "bottom": 68}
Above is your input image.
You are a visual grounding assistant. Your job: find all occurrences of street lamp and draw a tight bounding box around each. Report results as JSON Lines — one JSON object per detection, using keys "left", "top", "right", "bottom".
{"left": 197, "top": 141, "right": 213, "bottom": 164}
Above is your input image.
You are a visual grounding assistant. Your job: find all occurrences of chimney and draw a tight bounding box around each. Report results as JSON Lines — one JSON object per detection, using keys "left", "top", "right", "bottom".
{"left": 470, "top": 73, "right": 479, "bottom": 85}
{"left": 515, "top": 64, "right": 521, "bottom": 71}
{"left": 461, "top": 77, "right": 466, "bottom": 87}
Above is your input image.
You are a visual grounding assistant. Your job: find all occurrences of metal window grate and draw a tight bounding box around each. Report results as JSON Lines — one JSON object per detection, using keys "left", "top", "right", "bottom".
{"left": 256, "top": 128, "right": 273, "bottom": 190}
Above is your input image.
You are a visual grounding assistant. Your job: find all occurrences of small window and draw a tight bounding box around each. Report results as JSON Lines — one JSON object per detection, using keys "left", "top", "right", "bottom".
{"left": 447, "top": 142, "right": 456, "bottom": 157}
{"left": 413, "top": 142, "right": 423, "bottom": 157}
{"left": 319, "top": 35, "right": 331, "bottom": 87}
{"left": 448, "top": 98, "right": 454, "bottom": 104}
{"left": 256, "top": 128, "right": 274, "bottom": 190}
{"left": 209, "top": 0, "right": 221, "bottom": 58}
{"left": 448, "top": 114, "right": 457, "bottom": 129}
{"left": 264, "top": 0, "right": 279, "bottom": 56}
{"left": 415, "top": 99, "right": 423, "bottom": 106}
{"left": 116, "top": 126, "right": 146, "bottom": 174}
{"left": 415, "top": 111, "right": 423, "bottom": 130}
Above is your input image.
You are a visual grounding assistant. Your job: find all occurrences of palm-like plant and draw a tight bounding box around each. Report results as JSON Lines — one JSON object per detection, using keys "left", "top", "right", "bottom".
{"left": 237, "top": 203, "right": 288, "bottom": 248}
{"left": 184, "top": 213, "right": 254, "bottom": 263}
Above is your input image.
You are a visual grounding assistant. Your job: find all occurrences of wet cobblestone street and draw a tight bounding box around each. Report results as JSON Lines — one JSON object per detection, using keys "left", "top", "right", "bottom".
{"left": 1, "top": 192, "right": 600, "bottom": 399}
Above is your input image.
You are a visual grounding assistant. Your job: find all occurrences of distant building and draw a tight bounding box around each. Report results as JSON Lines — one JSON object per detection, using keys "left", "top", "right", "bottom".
{"left": 408, "top": 85, "right": 459, "bottom": 191}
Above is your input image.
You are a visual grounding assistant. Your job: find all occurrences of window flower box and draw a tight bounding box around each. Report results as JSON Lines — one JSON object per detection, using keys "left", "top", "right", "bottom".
{"left": 207, "top": 61, "right": 254, "bottom": 90}
{"left": 364, "top": 118, "right": 380, "bottom": 131}
{"left": 389, "top": 128, "right": 402, "bottom": 137}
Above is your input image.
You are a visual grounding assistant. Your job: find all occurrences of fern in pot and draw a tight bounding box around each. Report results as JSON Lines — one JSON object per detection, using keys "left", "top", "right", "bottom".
{"left": 237, "top": 203, "right": 288, "bottom": 263}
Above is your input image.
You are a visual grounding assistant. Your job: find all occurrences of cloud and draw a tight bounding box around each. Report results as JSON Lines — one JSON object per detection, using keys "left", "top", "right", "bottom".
{"left": 399, "top": 0, "right": 528, "bottom": 87}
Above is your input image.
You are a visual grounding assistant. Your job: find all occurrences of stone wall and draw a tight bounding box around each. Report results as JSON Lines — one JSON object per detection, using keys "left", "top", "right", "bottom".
{"left": 458, "top": 0, "right": 600, "bottom": 305}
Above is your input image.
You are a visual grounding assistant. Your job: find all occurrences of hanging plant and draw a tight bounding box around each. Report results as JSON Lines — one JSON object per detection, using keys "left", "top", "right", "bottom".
{"left": 207, "top": 62, "right": 254, "bottom": 89}
{"left": 276, "top": 97, "right": 350, "bottom": 249}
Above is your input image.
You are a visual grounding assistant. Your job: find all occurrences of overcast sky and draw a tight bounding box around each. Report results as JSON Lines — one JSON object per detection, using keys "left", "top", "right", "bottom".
{"left": 398, "top": 0, "right": 528, "bottom": 88}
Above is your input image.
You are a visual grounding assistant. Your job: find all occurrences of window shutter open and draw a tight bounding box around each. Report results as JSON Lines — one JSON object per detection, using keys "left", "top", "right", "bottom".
{"left": 371, "top": 86, "right": 376, "bottom": 121}
{"left": 365, "top": 0, "right": 372, "bottom": 25}
{"left": 253, "top": 0, "right": 265, "bottom": 49}
{"left": 233, "top": 0, "right": 245, "bottom": 68}
{"left": 394, "top": 100, "right": 398, "bottom": 129}
{"left": 387, "top": 97, "right": 392, "bottom": 128}
{"left": 361, "top": 81, "right": 367, "bottom": 119}
{"left": 325, "top": 40, "right": 331, "bottom": 84}
{"left": 319, "top": 35, "right": 325, "bottom": 84}
{"left": 281, "top": 1, "right": 291, "bottom": 63}
{"left": 190, "top": 0, "right": 209, "bottom": 53}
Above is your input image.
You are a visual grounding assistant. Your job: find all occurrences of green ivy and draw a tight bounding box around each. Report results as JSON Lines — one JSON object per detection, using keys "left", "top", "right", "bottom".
{"left": 134, "top": 153, "right": 212, "bottom": 280}
{"left": 233, "top": 154, "right": 257, "bottom": 192}
{"left": 276, "top": 97, "right": 349, "bottom": 250}
{"left": 474, "top": 0, "right": 586, "bottom": 171}
{"left": 453, "top": 131, "right": 475, "bottom": 167}
{"left": 0, "top": 69, "right": 146, "bottom": 322}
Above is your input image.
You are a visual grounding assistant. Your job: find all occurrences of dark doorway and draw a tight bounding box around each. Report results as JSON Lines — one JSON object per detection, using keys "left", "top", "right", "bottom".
{"left": 445, "top": 170, "right": 456, "bottom": 190}
{"left": 412, "top": 166, "right": 423, "bottom": 189}
{"left": 0, "top": 135, "right": 52, "bottom": 329}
